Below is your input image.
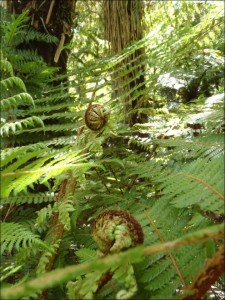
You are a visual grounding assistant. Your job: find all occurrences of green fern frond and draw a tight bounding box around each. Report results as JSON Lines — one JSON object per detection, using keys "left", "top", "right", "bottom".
{"left": 75, "top": 248, "right": 97, "bottom": 263}
{"left": 0, "top": 265, "right": 22, "bottom": 282}
{"left": 1, "top": 149, "right": 93, "bottom": 197}
{"left": 35, "top": 204, "right": 54, "bottom": 232}
{"left": 1, "top": 93, "right": 34, "bottom": 110}
{"left": 1, "top": 10, "right": 29, "bottom": 47}
{"left": 36, "top": 240, "right": 60, "bottom": 276}
{"left": 0, "top": 59, "right": 14, "bottom": 76}
{"left": 0, "top": 116, "right": 44, "bottom": 137}
{"left": 56, "top": 201, "right": 75, "bottom": 231}
{"left": 23, "top": 29, "right": 58, "bottom": 44}
{"left": 0, "top": 76, "right": 26, "bottom": 92}
{"left": 2, "top": 194, "right": 55, "bottom": 205}
{"left": 158, "top": 156, "right": 224, "bottom": 213}
{"left": 1, "top": 222, "right": 50, "bottom": 255}
{"left": 73, "top": 226, "right": 96, "bottom": 250}
{"left": 24, "top": 123, "right": 81, "bottom": 133}
{"left": 9, "top": 48, "right": 42, "bottom": 63}
{"left": 54, "top": 232, "right": 76, "bottom": 268}
{"left": 1, "top": 143, "right": 47, "bottom": 168}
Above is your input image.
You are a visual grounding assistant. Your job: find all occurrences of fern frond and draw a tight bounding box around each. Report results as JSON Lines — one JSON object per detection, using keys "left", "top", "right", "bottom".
{"left": 158, "top": 156, "right": 224, "bottom": 213}
{"left": 56, "top": 201, "right": 75, "bottom": 231}
{"left": 0, "top": 264, "right": 22, "bottom": 282}
{"left": 0, "top": 59, "right": 14, "bottom": 76}
{"left": 1, "top": 222, "right": 50, "bottom": 255}
{"left": 2, "top": 10, "right": 29, "bottom": 47}
{"left": 1, "top": 143, "right": 47, "bottom": 168}
{"left": 1, "top": 92, "right": 34, "bottom": 110}
{"left": 36, "top": 240, "right": 60, "bottom": 276}
{"left": 75, "top": 248, "right": 97, "bottom": 263}
{"left": 2, "top": 194, "right": 55, "bottom": 205}
{"left": 0, "top": 116, "right": 44, "bottom": 137}
{"left": 35, "top": 204, "right": 54, "bottom": 232}
{"left": 9, "top": 48, "right": 42, "bottom": 62}
{"left": 1, "top": 149, "right": 93, "bottom": 197}
{"left": 23, "top": 29, "right": 58, "bottom": 44}
{"left": 0, "top": 76, "right": 26, "bottom": 92}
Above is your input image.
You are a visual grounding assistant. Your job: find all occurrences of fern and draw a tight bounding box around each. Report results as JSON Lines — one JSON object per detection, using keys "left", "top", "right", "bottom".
{"left": 1, "top": 222, "right": 50, "bottom": 255}
{"left": 1, "top": 92, "right": 34, "bottom": 110}
{"left": 75, "top": 248, "right": 97, "bottom": 263}
{"left": 0, "top": 76, "right": 26, "bottom": 91}
{"left": 0, "top": 59, "right": 14, "bottom": 76}
{"left": 1, "top": 194, "right": 55, "bottom": 205}
{"left": 1, "top": 149, "right": 93, "bottom": 198}
{"left": 1, "top": 116, "right": 45, "bottom": 137}
{"left": 1, "top": 2, "right": 224, "bottom": 300}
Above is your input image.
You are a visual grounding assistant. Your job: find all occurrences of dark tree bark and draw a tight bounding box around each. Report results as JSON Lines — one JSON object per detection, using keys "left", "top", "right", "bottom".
{"left": 6, "top": 0, "right": 77, "bottom": 76}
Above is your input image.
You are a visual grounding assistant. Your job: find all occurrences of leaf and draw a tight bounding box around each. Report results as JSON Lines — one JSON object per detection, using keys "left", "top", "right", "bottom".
{"left": 75, "top": 248, "right": 97, "bottom": 263}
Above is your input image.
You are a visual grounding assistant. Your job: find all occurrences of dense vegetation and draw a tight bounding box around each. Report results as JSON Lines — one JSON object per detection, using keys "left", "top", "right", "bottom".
{"left": 1, "top": 1, "right": 224, "bottom": 300}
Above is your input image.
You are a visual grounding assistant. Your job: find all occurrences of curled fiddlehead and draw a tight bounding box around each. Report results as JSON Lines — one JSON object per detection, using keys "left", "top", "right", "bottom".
{"left": 84, "top": 103, "right": 109, "bottom": 131}
{"left": 67, "top": 210, "right": 143, "bottom": 300}
{"left": 93, "top": 209, "right": 144, "bottom": 255}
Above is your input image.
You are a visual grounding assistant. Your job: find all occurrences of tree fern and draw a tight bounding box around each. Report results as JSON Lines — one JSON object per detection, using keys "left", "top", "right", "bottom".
{"left": 1, "top": 2, "right": 224, "bottom": 300}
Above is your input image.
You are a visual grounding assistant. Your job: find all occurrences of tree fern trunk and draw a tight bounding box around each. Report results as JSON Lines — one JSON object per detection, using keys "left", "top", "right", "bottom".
{"left": 104, "top": 0, "right": 148, "bottom": 125}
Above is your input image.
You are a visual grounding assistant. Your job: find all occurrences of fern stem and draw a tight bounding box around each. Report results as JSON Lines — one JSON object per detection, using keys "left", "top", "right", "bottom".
{"left": 45, "top": 176, "right": 77, "bottom": 271}
{"left": 142, "top": 225, "right": 224, "bottom": 256}
{"left": 144, "top": 209, "right": 186, "bottom": 287}
{"left": 37, "top": 175, "right": 77, "bottom": 299}
{"left": 181, "top": 173, "right": 225, "bottom": 201}
{"left": 3, "top": 203, "right": 15, "bottom": 222}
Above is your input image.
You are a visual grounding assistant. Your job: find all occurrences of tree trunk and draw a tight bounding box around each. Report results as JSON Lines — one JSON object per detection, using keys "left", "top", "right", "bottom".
{"left": 104, "top": 0, "right": 148, "bottom": 125}
{"left": 6, "top": 0, "right": 77, "bottom": 76}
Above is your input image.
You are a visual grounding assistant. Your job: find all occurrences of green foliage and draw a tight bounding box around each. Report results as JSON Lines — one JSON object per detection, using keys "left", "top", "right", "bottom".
{"left": 1, "top": 2, "right": 224, "bottom": 300}
{"left": 1, "top": 222, "right": 51, "bottom": 255}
